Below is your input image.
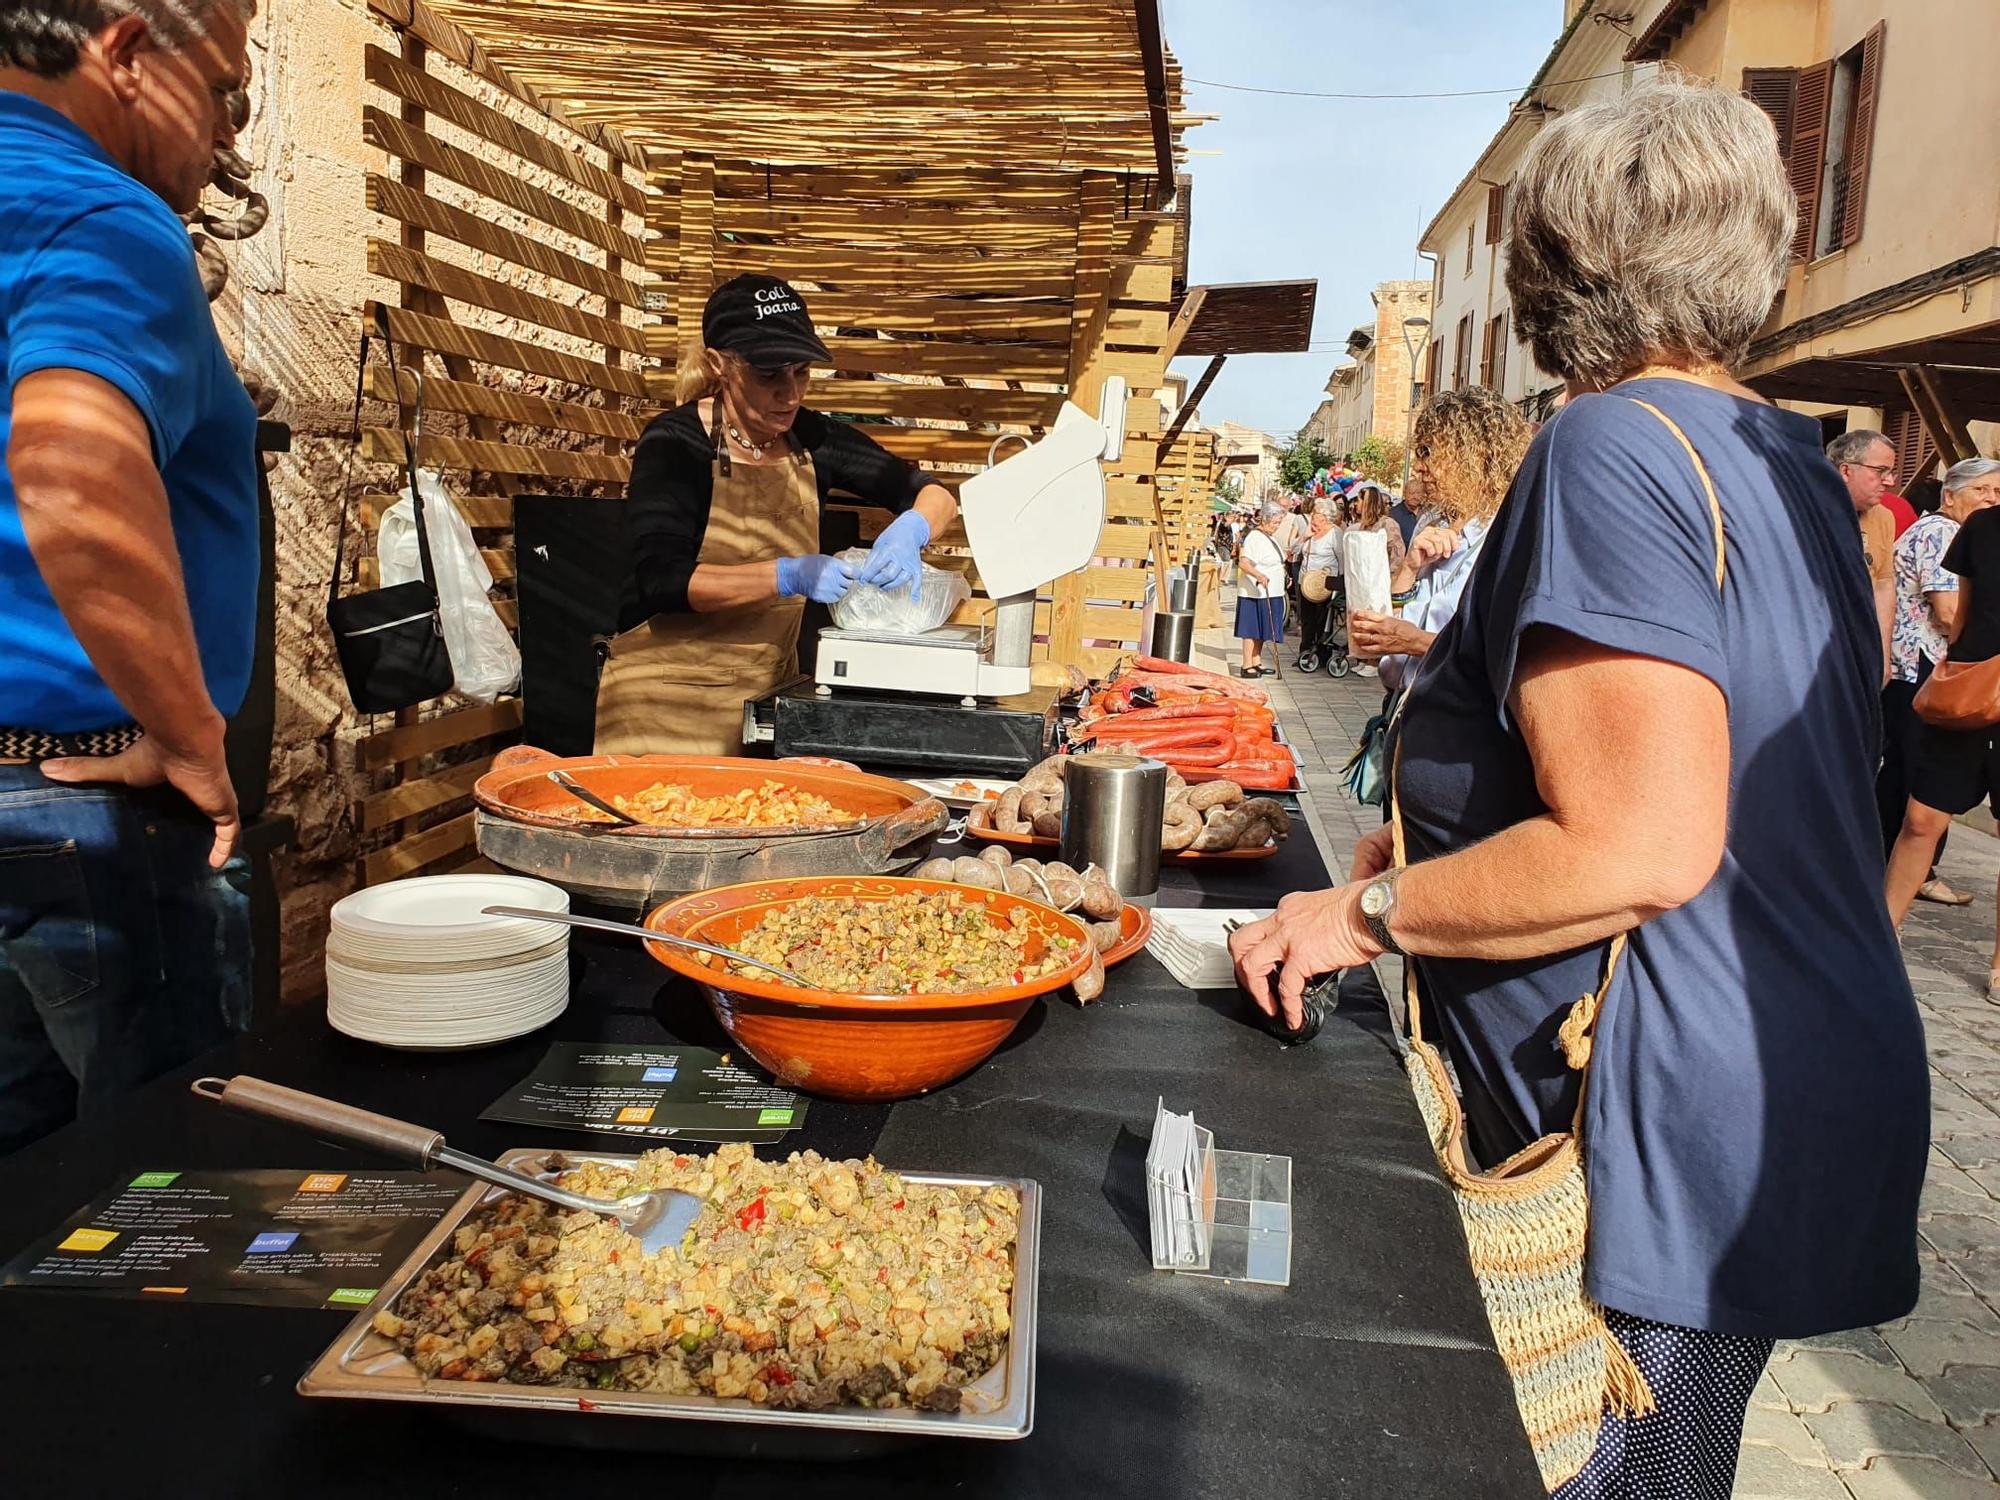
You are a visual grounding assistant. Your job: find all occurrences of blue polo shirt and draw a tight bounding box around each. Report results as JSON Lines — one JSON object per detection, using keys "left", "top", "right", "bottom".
{"left": 0, "top": 92, "right": 258, "bottom": 731}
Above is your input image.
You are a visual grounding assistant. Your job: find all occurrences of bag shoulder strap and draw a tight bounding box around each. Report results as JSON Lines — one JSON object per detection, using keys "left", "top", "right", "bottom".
{"left": 375, "top": 305, "right": 441, "bottom": 592}
{"left": 1389, "top": 387, "right": 1728, "bottom": 1083}
{"left": 326, "top": 331, "right": 372, "bottom": 608}
{"left": 1621, "top": 395, "right": 1727, "bottom": 592}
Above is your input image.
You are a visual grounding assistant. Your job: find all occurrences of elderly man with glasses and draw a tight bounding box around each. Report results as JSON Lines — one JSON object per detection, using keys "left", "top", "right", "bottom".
{"left": 1830, "top": 430, "right": 1973, "bottom": 904}
{"left": 0, "top": 0, "right": 261, "bottom": 1153}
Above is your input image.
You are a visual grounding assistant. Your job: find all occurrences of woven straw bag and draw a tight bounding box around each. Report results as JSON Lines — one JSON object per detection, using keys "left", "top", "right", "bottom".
{"left": 1388, "top": 395, "right": 1724, "bottom": 1490}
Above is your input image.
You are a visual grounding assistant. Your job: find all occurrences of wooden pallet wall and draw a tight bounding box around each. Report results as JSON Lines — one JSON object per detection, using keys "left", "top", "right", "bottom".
{"left": 647, "top": 156, "right": 1181, "bottom": 678}
{"left": 354, "top": 0, "right": 652, "bottom": 885}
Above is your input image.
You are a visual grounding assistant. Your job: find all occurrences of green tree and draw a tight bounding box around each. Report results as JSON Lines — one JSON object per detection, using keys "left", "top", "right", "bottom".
{"left": 1278, "top": 434, "right": 1335, "bottom": 493}
{"left": 1352, "top": 434, "right": 1407, "bottom": 488}
{"left": 1214, "top": 472, "right": 1244, "bottom": 506}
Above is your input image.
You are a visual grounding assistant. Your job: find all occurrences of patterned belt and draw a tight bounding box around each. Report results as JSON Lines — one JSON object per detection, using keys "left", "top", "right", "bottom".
{"left": 0, "top": 724, "right": 145, "bottom": 762}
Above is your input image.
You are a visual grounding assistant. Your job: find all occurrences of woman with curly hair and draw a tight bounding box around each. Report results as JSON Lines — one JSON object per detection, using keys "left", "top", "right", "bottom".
{"left": 1349, "top": 387, "right": 1531, "bottom": 691}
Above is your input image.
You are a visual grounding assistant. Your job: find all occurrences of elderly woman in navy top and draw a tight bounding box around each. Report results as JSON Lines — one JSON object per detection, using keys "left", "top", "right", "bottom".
{"left": 1231, "top": 83, "right": 1925, "bottom": 1499}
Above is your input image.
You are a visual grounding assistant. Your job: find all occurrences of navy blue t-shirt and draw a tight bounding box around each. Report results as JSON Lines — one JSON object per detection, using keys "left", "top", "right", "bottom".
{"left": 0, "top": 93, "right": 259, "bottom": 730}
{"left": 1396, "top": 379, "right": 1927, "bottom": 1339}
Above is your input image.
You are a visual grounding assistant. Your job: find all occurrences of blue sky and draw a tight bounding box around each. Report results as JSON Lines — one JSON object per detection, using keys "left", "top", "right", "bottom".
{"left": 1159, "top": 0, "right": 1558, "bottom": 440}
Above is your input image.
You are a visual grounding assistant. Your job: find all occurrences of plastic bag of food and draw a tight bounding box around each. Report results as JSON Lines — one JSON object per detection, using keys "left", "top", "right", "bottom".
{"left": 830, "top": 548, "right": 972, "bottom": 635}
{"left": 378, "top": 469, "right": 521, "bottom": 703}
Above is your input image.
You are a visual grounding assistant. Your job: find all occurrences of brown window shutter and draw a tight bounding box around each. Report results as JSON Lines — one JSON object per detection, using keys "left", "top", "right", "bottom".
{"left": 1742, "top": 67, "right": 1798, "bottom": 161}
{"left": 1426, "top": 336, "right": 1443, "bottom": 395}
{"left": 1455, "top": 312, "right": 1474, "bottom": 389}
{"left": 1841, "top": 22, "right": 1886, "bottom": 249}
{"left": 1787, "top": 59, "right": 1834, "bottom": 261}
{"left": 1492, "top": 312, "right": 1508, "bottom": 394}
{"left": 1479, "top": 318, "right": 1496, "bottom": 386}
{"left": 1484, "top": 184, "right": 1506, "bottom": 245}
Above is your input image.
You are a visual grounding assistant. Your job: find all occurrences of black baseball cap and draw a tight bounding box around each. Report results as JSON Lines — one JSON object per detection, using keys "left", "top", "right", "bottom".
{"left": 701, "top": 273, "right": 830, "bottom": 368}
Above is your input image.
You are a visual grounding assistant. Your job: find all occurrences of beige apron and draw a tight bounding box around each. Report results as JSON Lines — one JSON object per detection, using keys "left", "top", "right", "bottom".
{"left": 595, "top": 408, "right": 819, "bottom": 756}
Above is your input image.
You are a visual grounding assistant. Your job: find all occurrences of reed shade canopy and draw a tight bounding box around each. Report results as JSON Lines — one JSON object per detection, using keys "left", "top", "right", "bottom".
{"left": 416, "top": 0, "right": 1192, "bottom": 175}
{"left": 352, "top": 0, "right": 1214, "bottom": 889}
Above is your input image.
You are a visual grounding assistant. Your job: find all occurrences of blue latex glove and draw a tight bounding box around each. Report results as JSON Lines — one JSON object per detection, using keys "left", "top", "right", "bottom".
{"left": 856, "top": 510, "right": 932, "bottom": 600}
{"left": 775, "top": 553, "right": 854, "bottom": 605}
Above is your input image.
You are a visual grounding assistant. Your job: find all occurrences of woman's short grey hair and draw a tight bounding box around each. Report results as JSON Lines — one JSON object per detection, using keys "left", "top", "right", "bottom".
{"left": 0, "top": 0, "right": 254, "bottom": 78}
{"left": 1256, "top": 500, "right": 1284, "bottom": 524}
{"left": 1505, "top": 80, "right": 1796, "bottom": 387}
{"left": 1944, "top": 458, "right": 2000, "bottom": 493}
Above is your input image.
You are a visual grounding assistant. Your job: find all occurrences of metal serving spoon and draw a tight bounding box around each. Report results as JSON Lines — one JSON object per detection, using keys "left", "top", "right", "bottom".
{"left": 481, "top": 905, "right": 809, "bottom": 987}
{"left": 545, "top": 768, "right": 642, "bottom": 826}
{"left": 190, "top": 1076, "right": 706, "bottom": 1255}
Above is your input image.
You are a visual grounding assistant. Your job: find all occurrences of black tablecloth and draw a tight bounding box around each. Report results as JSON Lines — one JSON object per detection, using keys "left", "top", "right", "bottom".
{"left": 0, "top": 845, "right": 1541, "bottom": 1499}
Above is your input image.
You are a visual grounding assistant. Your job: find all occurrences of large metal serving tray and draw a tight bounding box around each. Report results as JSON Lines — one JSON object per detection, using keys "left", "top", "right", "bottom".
{"left": 299, "top": 1150, "right": 1040, "bottom": 1456}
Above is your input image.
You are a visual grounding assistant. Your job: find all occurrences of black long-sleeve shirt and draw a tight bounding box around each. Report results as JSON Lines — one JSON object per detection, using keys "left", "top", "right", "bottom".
{"left": 619, "top": 404, "right": 934, "bottom": 629}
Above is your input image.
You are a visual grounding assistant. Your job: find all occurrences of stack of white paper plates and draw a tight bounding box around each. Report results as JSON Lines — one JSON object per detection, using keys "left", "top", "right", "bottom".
{"left": 1146, "top": 908, "right": 1271, "bottom": 990}
{"left": 325, "top": 875, "right": 571, "bottom": 1050}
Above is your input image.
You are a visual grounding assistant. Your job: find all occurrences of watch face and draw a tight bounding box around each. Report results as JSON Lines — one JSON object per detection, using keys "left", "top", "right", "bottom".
{"left": 1362, "top": 882, "right": 1390, "bottom": 918}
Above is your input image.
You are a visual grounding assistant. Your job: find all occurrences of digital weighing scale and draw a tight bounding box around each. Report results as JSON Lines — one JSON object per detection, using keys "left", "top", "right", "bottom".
{"left": 747, "top": 378, "right": 1131, "bottom": 776}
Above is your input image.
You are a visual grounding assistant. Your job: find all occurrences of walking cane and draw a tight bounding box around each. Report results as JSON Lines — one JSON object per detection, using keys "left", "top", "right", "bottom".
{"left": 1262, "top": 595, "right": 1284, "bottom": 681}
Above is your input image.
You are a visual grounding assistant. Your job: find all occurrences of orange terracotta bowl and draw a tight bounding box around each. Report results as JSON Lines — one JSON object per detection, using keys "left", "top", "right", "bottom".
{"left": 643, "top": 877, "right": 1093, "bottom": 1103}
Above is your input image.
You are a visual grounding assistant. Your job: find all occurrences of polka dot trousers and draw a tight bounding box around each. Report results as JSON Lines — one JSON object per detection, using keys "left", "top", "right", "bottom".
{"left": 1552, "top": 1309, "right": 1774, "bottom": 1500}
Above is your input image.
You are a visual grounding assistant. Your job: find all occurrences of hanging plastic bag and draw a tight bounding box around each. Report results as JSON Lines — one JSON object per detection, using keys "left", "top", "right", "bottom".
{"left": 378, "top": 470, "right": 521, "bottom": 703}
{"left": 829, "top": 548, "right": 972, "bottom": 635}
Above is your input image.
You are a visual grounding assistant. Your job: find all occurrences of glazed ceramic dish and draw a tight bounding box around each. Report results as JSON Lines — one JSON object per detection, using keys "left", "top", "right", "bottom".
{"left": 474, "top": 747, "right": 932, "bottom": 839}
{"left": 1100, "top": 903, "right": 1153, "bottom": 969}
{"left": 642, "top": 878, "right": 1093, "bottom": 1102}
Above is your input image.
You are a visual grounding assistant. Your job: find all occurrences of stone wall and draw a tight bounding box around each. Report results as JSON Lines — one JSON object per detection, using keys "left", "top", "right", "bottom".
{"left": 1366, "top": 280, "right": 1432, "bottom": 444}
{"left": 208, "top": 0, "right": 388, "bottom": 1000}
{"left": 211, "top": 0, "right": 641, "bottom": 1000}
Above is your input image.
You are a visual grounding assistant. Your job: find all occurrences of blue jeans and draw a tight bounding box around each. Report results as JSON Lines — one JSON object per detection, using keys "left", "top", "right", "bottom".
{"left": 0, "top": 766, "right": 250, "bottom": 1155}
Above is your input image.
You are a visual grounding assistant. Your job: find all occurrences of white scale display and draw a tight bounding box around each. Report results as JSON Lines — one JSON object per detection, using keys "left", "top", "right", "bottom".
{"left": 814, "top": 378, "right": 1130, "bottom": 706}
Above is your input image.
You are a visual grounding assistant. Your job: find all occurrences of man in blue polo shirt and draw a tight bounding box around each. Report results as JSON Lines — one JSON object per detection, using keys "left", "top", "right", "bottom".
{"left": 0, "top": 0, "right": 259, "bottom": 1153}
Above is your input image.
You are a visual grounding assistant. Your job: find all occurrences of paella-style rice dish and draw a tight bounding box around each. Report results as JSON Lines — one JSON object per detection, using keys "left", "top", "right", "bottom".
{"left": 556, "top": 779, "right": 860, "bottom": 830}
{"left": 724, "top": 889, "right": 1079, "bottom": 994}
{"left": 372, "top": 1144, "right": 1019, "bottom": 1412}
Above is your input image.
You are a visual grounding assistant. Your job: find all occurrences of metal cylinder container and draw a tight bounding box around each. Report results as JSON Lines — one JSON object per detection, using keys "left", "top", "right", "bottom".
{"left": 1167, "top": 568, "right": 1200, "bottom": 614}
{"left": 991, "top": 589, "right": 1037, "bottom": 669}
{"left": 1060, "top": 753, "right": 1167, "bottom": 906}
{"left": 1149, "top": 610, "right": 1197, "bottom": 663}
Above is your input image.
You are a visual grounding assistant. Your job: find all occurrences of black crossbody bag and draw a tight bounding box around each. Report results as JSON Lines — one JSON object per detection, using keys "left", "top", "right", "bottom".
{"left": 326, "top": 309, "right": 455, "bottom": 714}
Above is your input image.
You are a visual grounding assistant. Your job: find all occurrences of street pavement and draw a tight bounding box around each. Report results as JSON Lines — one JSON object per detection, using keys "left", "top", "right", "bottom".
{"left": 1189, "top": 613, "right": 2000, "bottom": 1497}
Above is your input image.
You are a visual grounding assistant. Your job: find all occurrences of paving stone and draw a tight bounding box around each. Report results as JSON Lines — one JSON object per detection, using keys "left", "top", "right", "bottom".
{"left": 1910, "top": 1257, "right": 1992, "bottom": 1324}
{"left": 1943, "top": 1147, "right": 2000, "bottom": 1183}
{"left": 1941, "top": 1248, "right": 2000, "bottom": 1309}
{"left": 1768, "top": 1347, "right": 1944, "bottom": 1420}
{"left": 1746, "top": 1403, "right": 1835, "bottom": 1466}
{"left": 1841, "top": 1456, "right": 2000, "bottom": 1499}
{"left": 1924, "top": 1178, "right": 2000, "bottom": 1223}
{"left": 1880, "top": 1318, "right": 2000, "bottom": 1379}
{"left": 1802, "top": 1399, "right": 1989, "bottom": 1475}
{"left": 1961, "top": 1418, "right": 2000, "bottom": 1481}
{"left": 1922, "top": 1213, "right": 2000, "bottom": 1260}
{"left": 1798, "top": 1326, "right": 1906, "bottom": 1368}
{"left": 1753, "top": 1367, "right": 1797, "bottom": 1411}
{"left": 1731, "top": 1440, "right": 1858, "bottom": 1500}
{"left": 1930, "top": 1364, "right": 2000, "bottom": 1427}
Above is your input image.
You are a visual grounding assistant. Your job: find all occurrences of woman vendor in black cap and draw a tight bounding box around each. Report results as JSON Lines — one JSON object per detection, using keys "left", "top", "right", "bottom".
{"left": 597, "top": 274, "right": 960, "bottom": 755}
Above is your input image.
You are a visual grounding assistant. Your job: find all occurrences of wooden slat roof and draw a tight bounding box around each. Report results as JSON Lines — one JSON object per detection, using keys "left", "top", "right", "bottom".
{"left": 420, "top": 0, "right": 1189, "bottom": 173}
{"left": 1176, "top": 280, "right": 1319, "bottom": 357}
